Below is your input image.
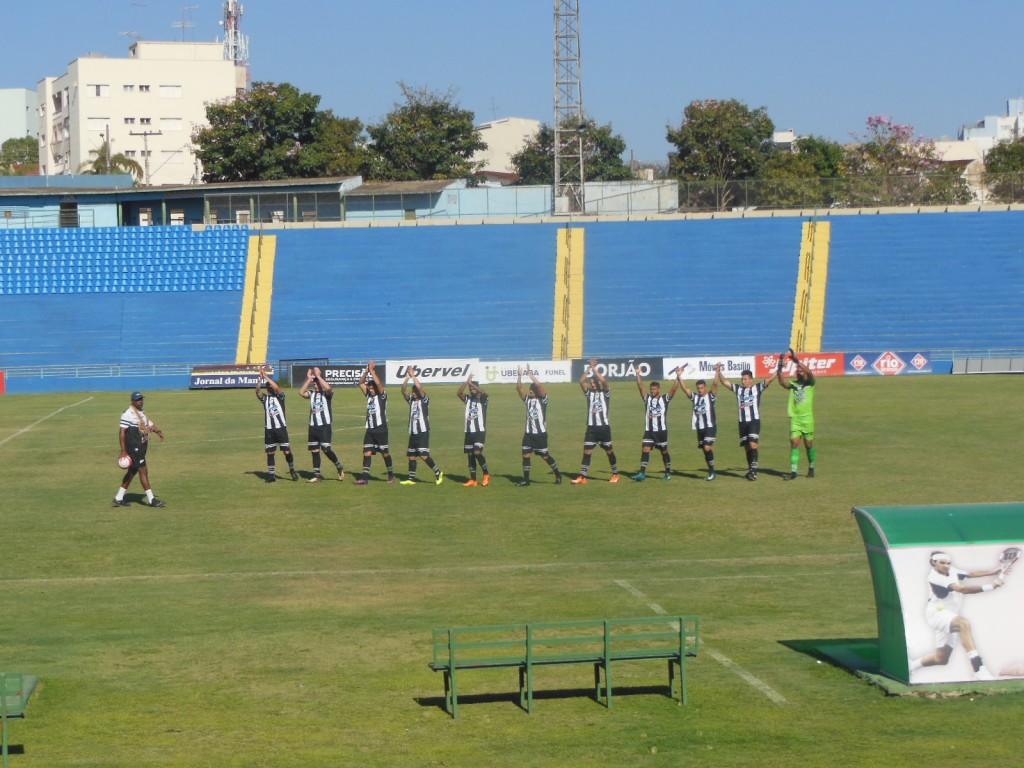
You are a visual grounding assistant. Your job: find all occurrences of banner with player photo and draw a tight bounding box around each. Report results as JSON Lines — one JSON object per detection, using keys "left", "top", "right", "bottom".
{"left": 893, "top": 543, "right": 1024, "bottom": 685}
{"left": 852, "top": 503, "right": 1024, "bottom": 686}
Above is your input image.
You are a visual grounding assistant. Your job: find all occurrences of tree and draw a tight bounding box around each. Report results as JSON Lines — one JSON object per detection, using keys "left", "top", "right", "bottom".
{"left": 193, "top": 82, "right": 365, "bottom": 182}
{"left": 761, "top": 134, "right": 845, "bottom": 208}
{"left": 842, "top": 115, "right": 973, "bottom": 206}
{"left": 77, "top": 139, "right": 143, "bottom": 182}
{"left": 510, "top": 118, "right": 633, "bottom": 185}
{"left": 0, "top": 136, "right": 37, "bottom": 175}
{"left": 364, "top": 84, "right": 485, "bottom": 181}
{"left": 666, "top": 99, "right": 775, "bottom": 210}
{"left": 982, "top": 138, "right": 1024, "bottom": 202}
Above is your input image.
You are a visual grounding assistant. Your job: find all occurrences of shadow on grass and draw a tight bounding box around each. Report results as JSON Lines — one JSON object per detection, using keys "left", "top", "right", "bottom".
{"left": 417, "top": 684, "right": 675, "bottom": 714}
{"left": 780, "top": 637, "right": 880, "bottom": 675}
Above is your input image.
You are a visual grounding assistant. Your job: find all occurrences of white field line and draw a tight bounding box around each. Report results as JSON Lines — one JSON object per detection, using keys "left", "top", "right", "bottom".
{"left": 0, "top": 554, "right": 860, "bottom": 588}
{"left": 615, "top": 578, "right": 788, "bottom": 705}
{"left": 0, "top": 396, "right": 94, "bottom": 448}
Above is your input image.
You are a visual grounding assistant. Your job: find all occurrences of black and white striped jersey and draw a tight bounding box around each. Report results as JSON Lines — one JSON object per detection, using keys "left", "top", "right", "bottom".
{"left": 733, "top": 382, "right": 768, "bottom": 423}
{"left": 365, "top": 391, "right": 388, "bottom": 429}
{"left": 585, "top": 389, "right": 611, "bottom": 427}
{"left": 463, "top": 395, "right": 488, "bottom": 432}
{"left": 524, "top": 394, "right": 549, "bottom": 435}
{"left": 405, "top": 392, "right": 430, "bottom": 435}
{"left": 688, "top": 391, "right": 717, "bottom": 430}
{"left": 259, "top": 391, "right": 288, "bottom": 429}
{"left": 308, "top": 389, "right": 333, "bottom": 427}
{"left": 642, "top": 393, "right": 672, "bottom": 431}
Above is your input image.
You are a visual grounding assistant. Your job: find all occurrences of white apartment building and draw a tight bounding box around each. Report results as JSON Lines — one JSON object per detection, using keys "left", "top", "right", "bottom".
{"left": 958, "top": 98, "right": 1024, "bottom": 155}
{"left": 0, "top": 88, "right": 35, "bottom": 144}
{"left": 37, "top": 41, "right": 245, "bottom": 185}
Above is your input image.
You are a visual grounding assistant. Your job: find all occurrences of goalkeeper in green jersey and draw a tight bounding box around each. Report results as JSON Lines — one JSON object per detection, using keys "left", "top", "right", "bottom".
{"left": 778, "top": 348, "right": 816, "bottom": 480}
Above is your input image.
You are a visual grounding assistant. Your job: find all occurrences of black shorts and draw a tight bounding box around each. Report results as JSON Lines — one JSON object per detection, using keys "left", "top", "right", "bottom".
{"left": 307, "top": 424, "right": 332, "bottom": 450}
{"left": 642, "top": 429, "right": 669, "bottom": 450}
{"left": 464, "top": 430, "right": 486, "bottom": 453}
{"left": 264, "top": 427, "right": 291, "bottom": 451}
{"left": 696, "top": 426, "right": 717, "bottom": 447}
{"left": 584, "top": 425, "right": 613, "bottom": 449}
{"left": 522, "top": 432, "right": 549, "bottom": 455}
{"left": 363, "top": 427, "right": 390, "bottom": 454}
{"left": 407, "top": 432, "right": 430, "bottom": 455}
{"left": 125, "top": 440, "right": 148, "bottom": 468}
{"left": 738, "top": 420, "right": 761, "bottom": 446}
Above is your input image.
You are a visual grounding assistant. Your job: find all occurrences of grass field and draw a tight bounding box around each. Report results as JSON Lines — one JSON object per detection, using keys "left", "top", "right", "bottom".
{"left": 2, "top": 374, "right": 1023, "bottom": 767}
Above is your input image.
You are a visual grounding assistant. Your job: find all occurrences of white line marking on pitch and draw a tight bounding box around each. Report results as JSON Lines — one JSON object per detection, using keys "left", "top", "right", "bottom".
{"left": 0, "top": 396, "right": 94, "bottom": 448}
{"left": 615, "top": 578, "right": 787, "bottom": 705}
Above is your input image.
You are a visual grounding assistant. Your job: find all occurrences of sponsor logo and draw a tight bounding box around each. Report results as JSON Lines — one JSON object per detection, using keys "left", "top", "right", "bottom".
{"left": 850, "top": 355, "right": 868, "bottom": 371}
{"left": 911, "top": 353, "right": 929, "bottom": 369}
{"left": 395, "top": 364, "right": 471, "bottom": 379}
{"left": 872, "top": 351, "right": 906, "bottom": 375}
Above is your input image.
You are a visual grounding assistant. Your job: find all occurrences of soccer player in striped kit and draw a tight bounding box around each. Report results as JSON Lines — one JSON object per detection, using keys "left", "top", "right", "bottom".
{"left": 399, "top": 369, "right": 444, "bottom": 485}
{"left": 678, "top": 364, "right": 719, "bottom": 481}
{"left": 514, "top": 366, "right": 563, "bottom": 486}
{"left": 631, "top": 367, "right": 681, "bottom": 481}
{"left": 457, "top": 372, "right": 491, "bottom": 487}
{"left": 299, "top": 366, "right": 345, "bottom": 483}
{"left": 570, "top": 359, "right": 620, "bottom": 484}
{"left": 716, "top": 364, "right": 777, "bottom": 481}
{"left": 354, "top": 360, "right": 394, "bottom": 485}
{"left": 256, "top": 366, "right": 299, "bottom": 483}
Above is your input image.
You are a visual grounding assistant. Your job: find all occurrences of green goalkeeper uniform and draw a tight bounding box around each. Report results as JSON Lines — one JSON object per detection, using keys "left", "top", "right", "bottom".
{"left": 787, "top": 380, "right": 815, "bottom": 438}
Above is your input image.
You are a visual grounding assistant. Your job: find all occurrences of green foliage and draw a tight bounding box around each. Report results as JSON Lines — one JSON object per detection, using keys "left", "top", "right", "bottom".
{"left": 982, "top": 138, "right": 1024, "bottom": 203}
{"left": 364, "top": 83, "right": 486, "bottom": 181}
{"left": 193, "top": 82, "right": 366, "bottom": 182}
{"left": 667, "top": 98, "right": 775, "bottom": 209}
{"left": 840, "top": 115, "right": 962, "bottom": 206}
{"left": 2, "top": 375, "right": 1024, "bottom": 766}
{"left": 510, "top": 118, "right": 633, "bottom": 185}
{"left": 77, "top": 139, "right": 144, "bottom": 182}
{"left": 0, "top": 135, "right": 37, "bottom": 175}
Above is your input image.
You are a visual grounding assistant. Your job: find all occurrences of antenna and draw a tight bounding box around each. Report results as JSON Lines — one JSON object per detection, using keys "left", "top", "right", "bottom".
{"left": 222, "top": 0, "right": 250, "bottom": 85}
{"left": 553, "top": 0, "right": 585, "bottom": 214}
{"left": 172, "top": 4, "right": 198, "bottom": 41}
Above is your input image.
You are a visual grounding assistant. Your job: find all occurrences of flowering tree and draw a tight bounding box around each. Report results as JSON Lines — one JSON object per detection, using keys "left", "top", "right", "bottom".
{"left": 843, "top": 116, "right": 969, "bottom": 205}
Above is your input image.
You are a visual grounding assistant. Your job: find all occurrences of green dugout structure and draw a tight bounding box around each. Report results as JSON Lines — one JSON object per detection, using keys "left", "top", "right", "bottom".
{"left": 852, "top": 503, "right": 1024, "bottom": 686}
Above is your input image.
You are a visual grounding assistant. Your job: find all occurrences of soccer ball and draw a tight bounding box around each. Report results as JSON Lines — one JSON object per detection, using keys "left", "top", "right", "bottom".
{"left": 117, "top": 455, "right": 132, "bottom": 469}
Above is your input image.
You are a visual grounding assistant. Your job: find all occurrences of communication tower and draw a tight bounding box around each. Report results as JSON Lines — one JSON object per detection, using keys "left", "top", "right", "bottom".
{"left": 222, "top": 0, "right": 250, "bottom": 83}
{"left": 553, "top": 0, "right": 585, "bottom": 214}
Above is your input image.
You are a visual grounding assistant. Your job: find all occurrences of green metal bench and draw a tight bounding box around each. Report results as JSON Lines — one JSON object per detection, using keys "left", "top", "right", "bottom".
{"left": 0, "top": 674, "right": 38, "bottom": 768}
{"left": 429, "top": 616, "right": 699, "bottom": 718}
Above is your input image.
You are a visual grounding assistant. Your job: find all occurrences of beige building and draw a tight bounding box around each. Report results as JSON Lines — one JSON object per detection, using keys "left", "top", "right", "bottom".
{"left": 37, "top": 41, "right": 246, "bottom": 185}
{"left": 473, "top": 116, "right": 541, "bottom": 184}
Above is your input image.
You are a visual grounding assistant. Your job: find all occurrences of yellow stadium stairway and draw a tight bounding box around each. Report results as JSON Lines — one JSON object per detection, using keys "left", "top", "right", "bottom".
{"left": 236, "top": 233, "right": 277, "bottom": 365}
{"left": 552, "top": 227, "right": 585, "bottom": 360}
{"left": 790, "top": 221, "right": 830, "bottom": 353}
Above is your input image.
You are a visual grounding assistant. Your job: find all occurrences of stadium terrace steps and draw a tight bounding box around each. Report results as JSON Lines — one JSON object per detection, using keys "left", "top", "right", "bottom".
{"left": 822, "top": 212, "right": 1024, "bottom": 351}
{"left": 0, "top": 226, "right": 248, "bottom": 367}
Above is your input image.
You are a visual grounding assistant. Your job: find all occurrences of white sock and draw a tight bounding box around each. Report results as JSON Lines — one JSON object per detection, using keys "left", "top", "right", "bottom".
{"left": 909, "top": 658, "right": 923, "bottom": 671}
{"left": 146, "top": 489, "right": 155, "bottom": 502}
{"left": 115, "top": 488, "right": 126, "bottom": 501}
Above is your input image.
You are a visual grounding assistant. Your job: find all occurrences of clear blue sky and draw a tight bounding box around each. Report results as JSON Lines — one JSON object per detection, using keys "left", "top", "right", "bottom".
{"left": 7, "top": 0, "right": 1024, "bottom": 163}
